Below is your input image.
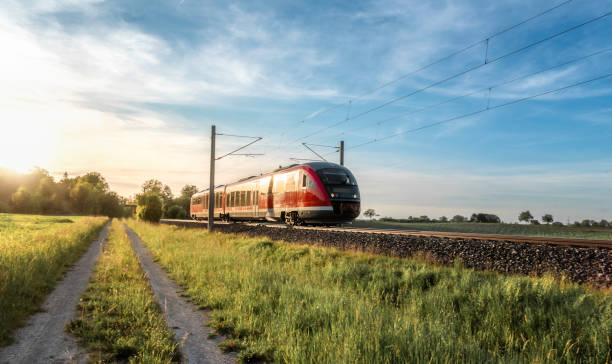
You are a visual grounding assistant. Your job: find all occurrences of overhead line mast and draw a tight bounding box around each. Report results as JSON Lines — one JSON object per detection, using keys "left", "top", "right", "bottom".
{"left": 207, "top": 126, "right": 263, "bottom": 231}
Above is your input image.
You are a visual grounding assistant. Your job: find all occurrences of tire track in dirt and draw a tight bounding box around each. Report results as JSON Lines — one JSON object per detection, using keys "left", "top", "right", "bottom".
{"left": 0, "top": 221, "right": 111, "bottom": 364}
{"left": 123, "top": 224, "right": 235, "bottom": 364}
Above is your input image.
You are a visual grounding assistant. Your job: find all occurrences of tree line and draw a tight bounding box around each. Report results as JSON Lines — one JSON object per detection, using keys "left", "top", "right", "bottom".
{"left": 0, "top": 167, "right": 129, "bottom": 217}
{"left": 363, "top": 210, "right": 501, "bottom": 223}
{"left": 518, "top": 210, "right": 611, "bottom": 228}
{"left": 363, "top": 208, "right": 611, "bottom": 228}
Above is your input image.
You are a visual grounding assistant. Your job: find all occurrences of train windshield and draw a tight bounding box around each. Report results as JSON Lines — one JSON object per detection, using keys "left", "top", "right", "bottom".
{"left": 316, "top": 168, "right": 357, "bottom": 186}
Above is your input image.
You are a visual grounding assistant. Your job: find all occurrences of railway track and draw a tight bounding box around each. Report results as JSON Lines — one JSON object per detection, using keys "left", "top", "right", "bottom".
{"left": 161, "top": 219, "right": 612, "bottom": 250}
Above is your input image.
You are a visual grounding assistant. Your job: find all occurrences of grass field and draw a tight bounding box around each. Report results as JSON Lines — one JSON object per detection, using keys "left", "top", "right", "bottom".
{"left": 0, "top": 213, "right": 107, "bottom": 346}
{"left": 126, "top": 219, "right": 612, "bottom": 363}
{"left": 352, "top": 220, "right": 612, "bottom": 240}
{"left": 68, "top": 219, "right": 178, "bottom": 362}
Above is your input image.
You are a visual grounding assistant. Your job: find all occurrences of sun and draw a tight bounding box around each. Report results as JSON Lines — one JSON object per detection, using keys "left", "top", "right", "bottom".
{"left": 0, "top": 118, "right": 52, "bottom": 173}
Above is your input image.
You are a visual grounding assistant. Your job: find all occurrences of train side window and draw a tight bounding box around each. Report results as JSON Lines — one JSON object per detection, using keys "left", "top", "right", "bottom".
{"left": 247, "top": 190, "right": 252, "bottom": 206}
{"left": 308, "top": 177, "right": 316, "bottom": 189}
{"left": 241, "top": 191, "right": 246, "bottom": 206}
{"left": 302, "top": 175, "right": 307, "bottom": 188}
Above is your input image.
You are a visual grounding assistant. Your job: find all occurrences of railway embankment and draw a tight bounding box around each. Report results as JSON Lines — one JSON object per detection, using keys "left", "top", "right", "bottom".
{"left": 162, "top": 220, "right": 612, "bottom": 287}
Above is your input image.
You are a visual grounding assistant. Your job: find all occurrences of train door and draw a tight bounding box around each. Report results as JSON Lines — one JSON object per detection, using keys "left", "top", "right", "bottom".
{"left": 253, "top": 181, "right": 259, "bottom": 218}
{"left": 266, "top": 175, "right": 275, "bottom": 221}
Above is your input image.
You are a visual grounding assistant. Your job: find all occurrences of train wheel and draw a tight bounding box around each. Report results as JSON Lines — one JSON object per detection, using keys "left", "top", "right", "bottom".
{"left": 285, "top": 211, "right": 302, "bottom": 226}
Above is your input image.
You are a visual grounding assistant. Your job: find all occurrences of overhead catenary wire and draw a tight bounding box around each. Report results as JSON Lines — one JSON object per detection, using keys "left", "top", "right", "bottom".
{"left": 291, "top": 9, "right": 612, "bottom": 143}
{"left": 272, "top": 0, "right": 575, "bottom": 146}
{"left": 334, "top": 46, "right": 612, "bottom": 138}
{"left": 345, "top": 72, "right": 612, "bottom": 151}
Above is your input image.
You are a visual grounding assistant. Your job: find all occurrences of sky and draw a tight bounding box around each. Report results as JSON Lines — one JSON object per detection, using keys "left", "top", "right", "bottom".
{"left": 0, "top": 0, "right": 611, "bottom": 222}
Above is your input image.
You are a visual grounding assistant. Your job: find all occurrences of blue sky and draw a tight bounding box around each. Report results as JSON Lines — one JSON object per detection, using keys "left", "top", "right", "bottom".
{"left": 0, "top": 0, "right": 611, "bottom": 222}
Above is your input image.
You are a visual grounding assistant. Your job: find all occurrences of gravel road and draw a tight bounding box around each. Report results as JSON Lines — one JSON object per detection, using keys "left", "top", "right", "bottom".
{"left": 124, "top": 224, "right": 235, "bottom": 364}
{"left": 0, "top": 222, "right": 110, "bottom": 364}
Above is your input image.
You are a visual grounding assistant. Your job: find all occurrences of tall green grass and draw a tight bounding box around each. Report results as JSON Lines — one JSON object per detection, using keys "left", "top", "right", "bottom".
{"left": 0, "top": 213, "right": 107, "bottom": 346}
{"left": 353, "top": 220, "right": 612, "bottom": 240}
{"left": 68, "top": 220, "right": 178, "bottom": 362}
{"left": 126, "top": 220, "right": 612, "bottom": 363}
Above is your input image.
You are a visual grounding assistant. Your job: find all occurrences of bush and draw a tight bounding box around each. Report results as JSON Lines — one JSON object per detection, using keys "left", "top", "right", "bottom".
{"left": 470, "top": 213, "right": 501, "bottom": 223}
{"left": 165, "top": 205, "right": 186, "bottom": 219}
{"left": 136, "top": 192, "right": 162, "bottom": 223}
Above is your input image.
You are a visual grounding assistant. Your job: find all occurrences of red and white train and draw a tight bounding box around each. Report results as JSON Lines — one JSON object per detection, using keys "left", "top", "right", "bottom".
{"left": 190, "top": 162, "right": 360, "bottom": 225}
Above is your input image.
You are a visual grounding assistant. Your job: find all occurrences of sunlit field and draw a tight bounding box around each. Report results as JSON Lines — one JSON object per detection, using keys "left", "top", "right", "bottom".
{"left": 0, "top": 213, "right": 107, "bottom": 346}
{"left": 69, "top": 219, "right": 177, "bottom": 362}
{"left": 126, "top": 220, "right": 612, "bottom": 363}
{"left": 353, "top": 220, "right": 612, "bottom": 240}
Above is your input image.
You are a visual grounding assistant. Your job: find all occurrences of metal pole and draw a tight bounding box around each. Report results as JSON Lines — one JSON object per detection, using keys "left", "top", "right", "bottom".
{"left": 208, "top": 125, "right": 215, "bottom": 232}
{"left": 339, "top": 140, "right": 344, "bottom": 166}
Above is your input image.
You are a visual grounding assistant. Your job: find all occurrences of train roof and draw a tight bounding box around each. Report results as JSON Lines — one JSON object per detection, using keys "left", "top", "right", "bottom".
{"left": 192, "top": 161, "right": 351, "bottom": 196}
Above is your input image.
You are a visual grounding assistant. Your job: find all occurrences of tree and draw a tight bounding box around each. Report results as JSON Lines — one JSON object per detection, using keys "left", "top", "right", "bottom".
{"left": 11, "top": 186, "right": 34, "bottom": 213}
{"left": 174, "top": 184, "right": 198, "bottom": 215}
{"left": 451, "top": 215, "right": 466, "bottom": 223}
{"left": 363, "top": 209, "right": 377, "bottom": 220}
{"left": 70, "top": 180, "right": 97, "bottom": 214}
{"left": 80, "top": 172, "right": 109, "bottom": 192}
{"left": 542, "top": 214, "right": 553, "bottom": 224}
{"left": 136, "top": 192, "right": 162, "bottom": 223}
{"left": 439, "top": 216, "right": 448, "bottom": 223}
{"left": 518, "top": 210, "right": 533, "bottom": 223}
{"left": 99, "top": 191, "right": 123, "bottom": 218}
{"left": 141, "top": 179, "right": 164, "bottom": 194}
{"left": 530, "top": 219, "right": 540, "bottom": 225}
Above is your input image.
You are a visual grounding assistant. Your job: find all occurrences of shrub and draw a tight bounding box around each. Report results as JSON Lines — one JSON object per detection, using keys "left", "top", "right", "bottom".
{"left": 165, "top": 205, "right": 186, "bottom": 219}
{"left": 136, "top": 192, "right": 162, "bottom": 223}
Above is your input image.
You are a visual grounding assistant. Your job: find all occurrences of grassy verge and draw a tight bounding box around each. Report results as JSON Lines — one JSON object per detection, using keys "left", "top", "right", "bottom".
{"left": 352, "top": 220, "right": 612, "bottom": 240}
{"left": 0, "top": 213, "right": 107, "bottom": 346}
{"left": 126, "top": 219, "right": 612, "bottom": 363}
{"left": 68, "top": 220, "right": 178, "bottom": 363}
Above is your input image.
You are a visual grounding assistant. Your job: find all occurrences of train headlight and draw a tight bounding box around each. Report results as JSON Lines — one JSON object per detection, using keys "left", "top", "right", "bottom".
{"left": 353, "top": 194, "right": 357, "bottom": 198}
{"left": 330, "top": 193, "right": 335, "bottom": 198}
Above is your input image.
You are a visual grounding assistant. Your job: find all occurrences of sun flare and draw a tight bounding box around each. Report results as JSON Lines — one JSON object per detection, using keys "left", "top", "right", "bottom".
{"left": 0, "top": 110, "right": 53, "bottom": 173}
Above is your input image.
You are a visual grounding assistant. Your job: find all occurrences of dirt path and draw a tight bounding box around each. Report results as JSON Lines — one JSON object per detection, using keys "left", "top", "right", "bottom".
{"left": 124, "top": 225, "right": 235, "bottom": 364}
{"left": 0, "top": 222, "right": 110, "bottom": 364}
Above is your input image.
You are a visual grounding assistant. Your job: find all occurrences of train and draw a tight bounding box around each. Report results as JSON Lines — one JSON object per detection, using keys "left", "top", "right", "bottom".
{"left": 190, "top": 162, "right": 360, "bottom": 225}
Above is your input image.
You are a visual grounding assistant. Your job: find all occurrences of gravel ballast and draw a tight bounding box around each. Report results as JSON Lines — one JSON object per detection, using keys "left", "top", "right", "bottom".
{"left": 163, "top": 220, "right": 612, "bottom": 287}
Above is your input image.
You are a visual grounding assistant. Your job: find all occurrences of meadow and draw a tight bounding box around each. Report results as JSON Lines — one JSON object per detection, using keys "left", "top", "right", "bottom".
{"left": 0, "top": 213, "right": 107, "bottom": 346}
{"left": 69, "top": 219, "right": 178, "bottom": 362}
{"left": 126, "top": 219, "right": 612, "bottom": 363}
{"left": 353, "top": 220, "right": 612, "bottom": 240}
